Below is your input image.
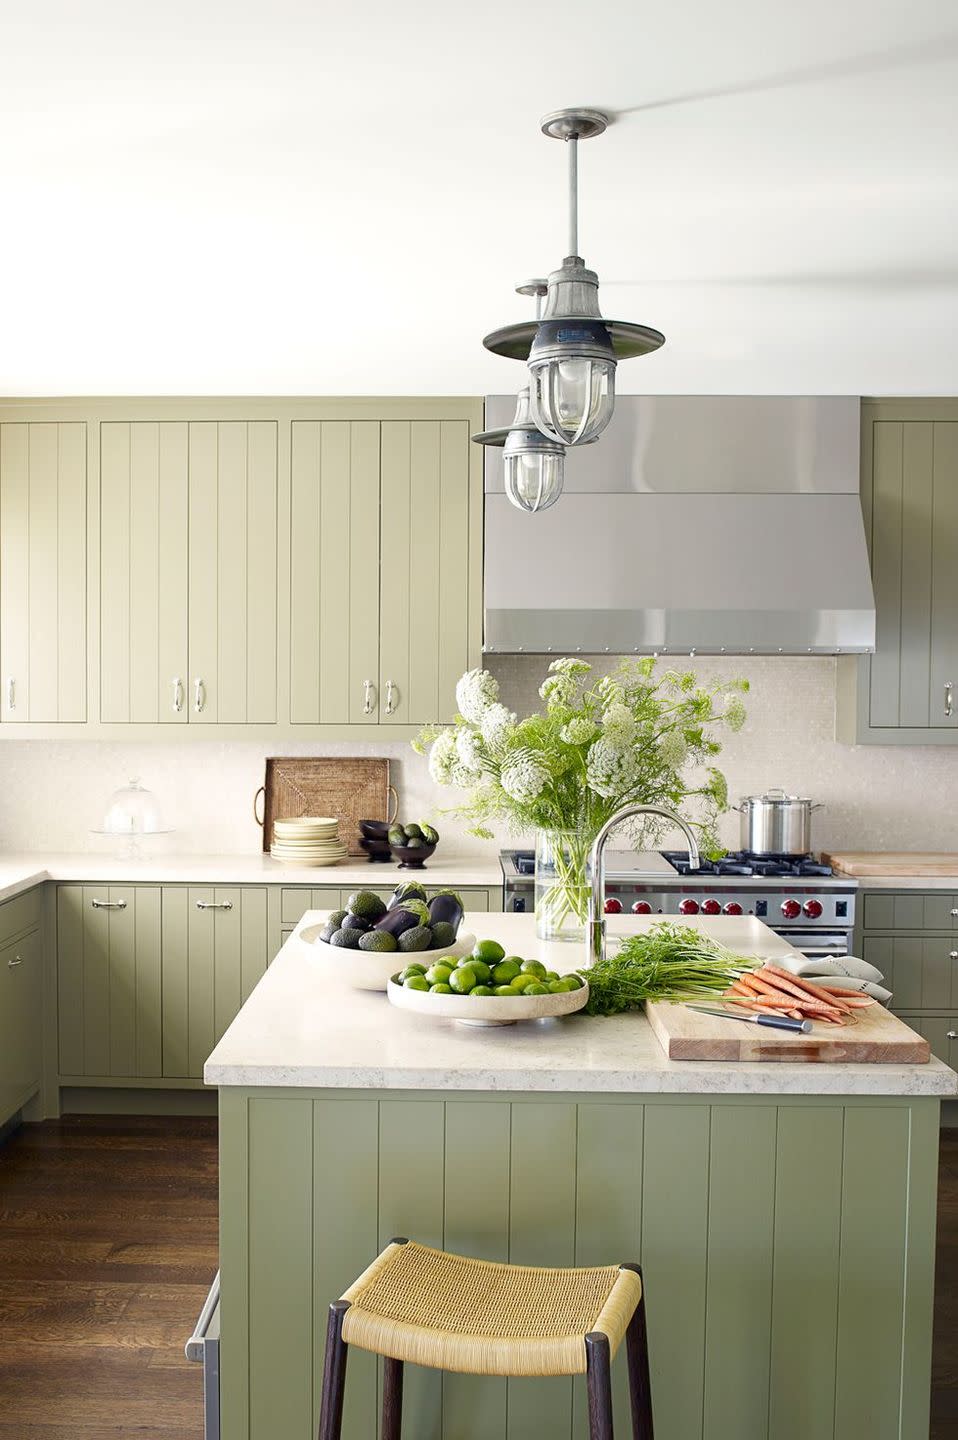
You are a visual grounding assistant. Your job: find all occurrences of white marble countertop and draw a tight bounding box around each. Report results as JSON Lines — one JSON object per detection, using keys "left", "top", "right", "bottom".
{"left": 204, "top": 912, "right": 957, "bottom": 1097}
{"left": 852, "top": 874, "right": 958, "bottom": 890}
{"left": 0, "top": 852, "right": 502, "bottom": 904}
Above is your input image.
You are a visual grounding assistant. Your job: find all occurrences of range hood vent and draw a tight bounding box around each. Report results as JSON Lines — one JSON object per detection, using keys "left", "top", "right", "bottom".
{"left": 483, "top": 396, "right": 875, "bottom": 656}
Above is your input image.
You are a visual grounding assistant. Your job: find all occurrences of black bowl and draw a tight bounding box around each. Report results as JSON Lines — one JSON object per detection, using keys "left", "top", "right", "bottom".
{"left": 389, "top": 841, "right": 437, "bottom": 870}
{"left": 359, "top": 819, "right": 392, "bottom": 840}
{"left": 359, "top": 836, "right": 394, "bottom": 863}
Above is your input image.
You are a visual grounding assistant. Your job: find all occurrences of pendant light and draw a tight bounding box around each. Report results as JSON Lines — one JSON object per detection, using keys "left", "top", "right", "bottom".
{"left": 483, "top": 109, "right": 665, "bottom": 447}
{"left": 472, "top": 281, "right": 567, "bottom": 514}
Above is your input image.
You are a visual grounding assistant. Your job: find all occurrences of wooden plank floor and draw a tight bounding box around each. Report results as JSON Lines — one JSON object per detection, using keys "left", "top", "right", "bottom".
{"left": 0, "top": 1115, "right": 954, "bottom": 1437}
{"left": 0, "top": 1114, "right": 217, "bottom": 1439}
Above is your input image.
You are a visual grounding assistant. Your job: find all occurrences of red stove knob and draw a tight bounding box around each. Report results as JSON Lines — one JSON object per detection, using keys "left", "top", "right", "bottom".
{"left": 803, "top": 898, "right": 823, "bottom": 919}
{"left": 631, "top": 899, "right": 653, "bottom": 914}
{"left": 781, "top": 898, "right": 802, "bottom": 920}
{"left": 678, "top": 898, "right": 699, "bottom": 915}
{"left": 723, "top": 901, "right": 743, "bottom": 916}
{"left": 701, "top": 898, "right": 721, "bottom": 915}
{"left": 604, "top": 897, "right": 622, "bottom": 915}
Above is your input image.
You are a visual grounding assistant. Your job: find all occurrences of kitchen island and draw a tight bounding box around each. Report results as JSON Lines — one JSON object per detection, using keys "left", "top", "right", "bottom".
{"left": 206, "top": 913, "right": 956, "bottom": 1440}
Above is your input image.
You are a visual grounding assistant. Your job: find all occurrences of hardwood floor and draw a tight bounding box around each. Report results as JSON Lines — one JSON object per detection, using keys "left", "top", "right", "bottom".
{"left": 0, "top": 1114, "right": 217, "bottom": 1438}
{"left": 0, "top": 1115, "right": 954, "bottom": 1437}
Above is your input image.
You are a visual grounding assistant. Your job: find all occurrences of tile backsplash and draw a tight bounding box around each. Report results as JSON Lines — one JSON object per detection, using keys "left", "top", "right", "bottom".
{"left": 0, "top": 656, "right": 954, "bottom": 856}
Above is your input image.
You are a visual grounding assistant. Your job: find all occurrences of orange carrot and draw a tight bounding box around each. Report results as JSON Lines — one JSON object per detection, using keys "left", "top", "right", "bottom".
{"left": 761, "top": 965, "right": 853, "bottom": 1012}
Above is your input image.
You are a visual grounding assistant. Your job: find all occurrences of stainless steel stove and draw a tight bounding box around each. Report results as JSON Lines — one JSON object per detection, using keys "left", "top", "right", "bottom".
{"left": 500, "top": 849, "right": 857, "bottom": 958}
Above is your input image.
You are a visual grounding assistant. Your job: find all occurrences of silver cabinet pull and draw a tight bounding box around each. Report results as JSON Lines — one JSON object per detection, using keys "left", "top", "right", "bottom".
{"left": 194, "top": 678, "right": 206, "bottom": 713}
{"left": 91, "top": 898, "right": 127, "bottom": 910}
{"left": 196, "top": 900, "right": 233, "bottom": 911}
{"left": 951, "top": 909, "right": 958, "bottom": 918}
{"left": 173, "top": 677, "right": 184, "bottom": 713}
{"left": 362, "top": 678, "right": 376, "bottom": 715}
{"left": 385, "top": 679, "right": 397, "bottom": 716}
{"left": 946, "top": 682, "right": 954, "bottom": 718}
{"left": 948, "top": 1031, "right": 957, "bottom": 1040}
{"left": 5, "top": 677, "right": 14, "bottom": 712}
{"left": 950, "top": 951, "right": 957, "bottom": 960}
{"left": 8, "top": 955, "right": 21, "bottom": 968}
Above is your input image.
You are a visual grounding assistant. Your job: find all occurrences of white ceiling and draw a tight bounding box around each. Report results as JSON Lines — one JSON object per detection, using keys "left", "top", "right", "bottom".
{"left": 2, "top": 0, "right": 957, "bottom": 395}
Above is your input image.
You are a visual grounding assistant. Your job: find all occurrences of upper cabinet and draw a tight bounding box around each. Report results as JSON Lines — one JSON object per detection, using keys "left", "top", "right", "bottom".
{"left": 0, "top": 421, "right": 87, "bottom": 721}
{"left": 837, "top": 399, "right": 958, "bottom": 743}
{"left": 0, "top": 399, "right": 482, "bottom": 736}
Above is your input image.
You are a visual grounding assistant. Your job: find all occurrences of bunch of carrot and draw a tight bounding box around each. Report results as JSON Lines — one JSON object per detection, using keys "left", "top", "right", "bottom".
{"left": 723, "top": 964, "right": 876, "bottom": 1026}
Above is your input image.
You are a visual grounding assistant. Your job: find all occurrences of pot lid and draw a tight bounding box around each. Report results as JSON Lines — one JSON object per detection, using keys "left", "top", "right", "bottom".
{"left": 741, "top": 789, "right": 812, "bottom": 805}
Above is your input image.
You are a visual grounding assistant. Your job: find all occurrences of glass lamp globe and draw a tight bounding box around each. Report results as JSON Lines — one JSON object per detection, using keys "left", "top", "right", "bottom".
{"left": 501, "top": 389, "right": 566, "bottom": 513}
{"left": 528, "top": 319, "right": 617, "bottom": 446}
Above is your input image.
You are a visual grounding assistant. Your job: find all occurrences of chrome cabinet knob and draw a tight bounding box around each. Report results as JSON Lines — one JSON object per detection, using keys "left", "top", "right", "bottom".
{"left": 950, "top": 951, "right": 957, "bottom": 960}
{"left": 948, "top": 1031, "right": 957, "bottom": 1041}
{"left": 951, "top": 909, "right": 958, "bottom": 918}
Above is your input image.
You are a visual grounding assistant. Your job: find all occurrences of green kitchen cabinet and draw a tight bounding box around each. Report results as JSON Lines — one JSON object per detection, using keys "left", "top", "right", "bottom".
{"left": 0, "top": 926, "right": 42, "bottom": 1125}
{"left": 838, "top": 399, "right": 958, "bottom": 743}
{"left": 57, "top": 885, "right": 162, "bottom": 1079}
{"left": 0, "top": 420, "right": 87, "bottom": 722}
{"left": 162, "top": 887, "right": 269, "bottom": 1079}
{"left": 100, "top": 419, "right": 279, "bottom": 724}
{"left": 857, "top": 887, "right": 958, "bottom": 1065}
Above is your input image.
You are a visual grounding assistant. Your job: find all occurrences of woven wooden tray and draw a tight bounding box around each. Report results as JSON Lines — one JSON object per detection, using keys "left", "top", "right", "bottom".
{"left": 255, "top": 758, "right": 397, "bottom": 856}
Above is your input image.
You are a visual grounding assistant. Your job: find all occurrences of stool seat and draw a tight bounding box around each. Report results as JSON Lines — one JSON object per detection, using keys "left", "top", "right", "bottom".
{"left": 340, "top": 1240, "right": 643, "bottom": 1378}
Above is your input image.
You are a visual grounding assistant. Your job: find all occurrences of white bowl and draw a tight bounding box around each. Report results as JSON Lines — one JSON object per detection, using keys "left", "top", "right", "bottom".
{"left": 386, "top": 973, "right": 590, "bottom": 1026}
{"left": 299, "top": 925, "right": 477, "bottom": 991}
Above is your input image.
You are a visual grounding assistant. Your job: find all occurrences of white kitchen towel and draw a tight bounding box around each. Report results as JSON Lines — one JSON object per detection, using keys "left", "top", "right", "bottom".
{"left": 773, "top": 953, "right": 886, "bottom": 984}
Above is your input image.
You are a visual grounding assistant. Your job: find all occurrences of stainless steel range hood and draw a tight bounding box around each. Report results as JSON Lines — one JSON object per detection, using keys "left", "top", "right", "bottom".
{"left": 483, "top": 396, "right": 875, "bottom": 655}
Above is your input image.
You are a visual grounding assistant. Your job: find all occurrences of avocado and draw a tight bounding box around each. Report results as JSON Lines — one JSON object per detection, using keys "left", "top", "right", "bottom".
{"left": 403, "top": 822, "right": 424, "bottom": 840}
{"left": 327, "top": 908, "right": 348, "bottom": 930}
{"left": 319, "top": 923, "right": 338, "bottom": 943}
{"left": 342, "top": 912, "right": 371, "bottom": 932}
{"left": 428, "top": 920, "right": 457, "bottom": 949}
{"left": 358, "top": 929, "right": 398, "bottom": 953}
{"left": 345, "top": 890, "right": 388, "bottom": 923}
{"left": 330, "top": 927, "right": 364, "bottom": 949}
{"left": 398, "top": 925, "right": 433, "bottom": 952}
{"left": 388, "top": 826, "right": 407, "bottom": 847}
{"left": 419, "top": 822, "right": 439, "bottom": 845}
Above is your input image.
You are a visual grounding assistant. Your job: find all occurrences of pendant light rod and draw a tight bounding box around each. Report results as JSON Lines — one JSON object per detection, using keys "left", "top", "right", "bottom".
{"left": 568, "top": 132, "right": 578, "bottom": 256}
{"left": 540, "top": 108, "right": 609, "bottom": 257}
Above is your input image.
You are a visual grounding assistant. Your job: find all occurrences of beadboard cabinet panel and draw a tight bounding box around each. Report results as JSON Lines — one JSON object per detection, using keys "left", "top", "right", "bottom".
{"left": 0, "top": 927, "right": 42, "bottom": 1125}
{"left": 0, "top": 421, "right": 87, "bottom": 722}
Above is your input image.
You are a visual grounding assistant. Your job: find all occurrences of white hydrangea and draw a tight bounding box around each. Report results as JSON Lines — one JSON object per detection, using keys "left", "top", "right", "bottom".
{"left": 428, "top": 729, "right": 458, "bottom": 785}
{"left": 560, "top": 716, "right": 598, "bottom": 746}
{"left": 601, "top": 702, "right": 637, "bottom": 749}
{"left": 480, "top": 702, "right": 516, "bottom": 747}
{"left": 500, "top": 753, "right": 549, "bottom": 805}
{"left": 456, "top": 727, "right": 485, "bottom": 774}
{"left": 658, "top": 730, "right": 688, "bottom": 770}
{"left": 455, "top": 668, "right": 500, "bottom": 724}
{"left": 586, "top": 737, "right": 641, "bottom": 800}
{"left": 724, "top": 694, "right": 747, "bottom": 732}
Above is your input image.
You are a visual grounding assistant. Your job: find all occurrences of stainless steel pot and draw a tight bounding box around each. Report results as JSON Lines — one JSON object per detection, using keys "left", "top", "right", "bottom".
{"left": 736, "top": 789, "right": 823, "bottom": 856}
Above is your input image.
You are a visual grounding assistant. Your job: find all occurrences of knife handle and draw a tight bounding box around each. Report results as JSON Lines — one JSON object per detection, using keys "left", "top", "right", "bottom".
{"left": 755, "top": 1013, "right": 813, "bottom": 1034}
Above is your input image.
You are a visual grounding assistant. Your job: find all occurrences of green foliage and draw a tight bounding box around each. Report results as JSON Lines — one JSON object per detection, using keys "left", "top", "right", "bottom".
{"left": 580, "top": 922, "right": 751, "bottom": 1015}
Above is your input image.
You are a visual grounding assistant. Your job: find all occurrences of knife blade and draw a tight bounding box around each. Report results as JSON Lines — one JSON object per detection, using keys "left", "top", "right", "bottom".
{"left": 686, "top": 1003, "right": 812, "bottom": 1034}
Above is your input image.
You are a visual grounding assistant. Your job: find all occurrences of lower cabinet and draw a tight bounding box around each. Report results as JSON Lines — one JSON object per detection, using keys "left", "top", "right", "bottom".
{"left": 0, "top": 926, "right": 42, "bottom": 1123}
{"left": 859, "top": 890, "right": 958, "bottom": 1067}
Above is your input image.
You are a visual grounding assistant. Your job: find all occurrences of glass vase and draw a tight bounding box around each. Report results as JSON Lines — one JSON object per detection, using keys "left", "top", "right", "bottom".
{"left": 535, "top": 828, "right": 593, "bottom": 943}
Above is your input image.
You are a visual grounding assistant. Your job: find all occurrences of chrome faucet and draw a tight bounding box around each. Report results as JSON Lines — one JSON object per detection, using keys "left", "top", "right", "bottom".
{"left": 587, "top": 804, "right": 701, "bottom": 964}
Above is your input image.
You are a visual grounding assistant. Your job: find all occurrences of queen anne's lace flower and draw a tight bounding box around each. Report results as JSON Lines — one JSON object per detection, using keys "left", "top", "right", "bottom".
{"left": 539, "top": 673, "right": 578, "bottom": 707}
{"left": 428, "top": 729, "right": 458, "bottom": 785}
{"left": 724, "top": 694, "right": 747, "bottom": 732}
{"left": 480, "top": 703, "right": 516, "bottom": 747}
{"left": 500, "top": 753, "right": 548, "bottom": 805}
{"left": 658, "top": 730, "right": 688, "bottom": 770}
{"left": 595, "top": 675, "right": 625, "bottom": 707}
{"left": 549, "top": 657, "right": 592, "bottom": 678}
{"left": 601, "top": 702, "right": 637, "bottom": 749}
{"left": 456, "top": 728, "right": 484, "bottom": 773}
{"left": 560, "top": 716, "right": 598, "bottom": 745}
{"left": 455, "top": 668, "right": 500, "bottom": 724}
{"left": 586, "top": 738, "right": 641, "bottom": 799}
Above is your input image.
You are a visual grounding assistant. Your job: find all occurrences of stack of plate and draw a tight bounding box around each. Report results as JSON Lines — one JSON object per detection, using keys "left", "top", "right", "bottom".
{"left": 270, "top": 816, "right": 348, "bottom": 867}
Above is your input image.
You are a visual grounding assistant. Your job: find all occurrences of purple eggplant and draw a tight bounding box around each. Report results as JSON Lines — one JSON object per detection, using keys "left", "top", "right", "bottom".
{"left": 387, "top": 879, "right": 427, "bottom": 911}
{"left": 427, "top": 890, "right": 463, "bottom": 935}
{"left": 374, "top": 906, "right": 423, "bottom": 938}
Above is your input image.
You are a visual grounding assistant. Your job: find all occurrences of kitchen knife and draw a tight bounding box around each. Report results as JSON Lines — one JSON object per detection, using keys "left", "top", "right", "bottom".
{"left": 686, "top": 1003, "right": 812, "bottom": 1034}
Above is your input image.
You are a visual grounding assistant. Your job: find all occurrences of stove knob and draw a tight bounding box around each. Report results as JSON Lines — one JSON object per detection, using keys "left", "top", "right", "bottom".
{"left": 723, "top": 901, "right": 743, "bottom": 916}
{"left": 701, "top": 898, "right": 721, "bottom": 915}
{"left": 781, "top": 898, "right": 801, "bottom": 920}
{"left": 803, "top": 898, "right": 823, "bottom": 919}
{"left": 631, "top": 900, "right": 653, "bottom": 915}
{"left": 678, "top": 898, "right": 699, "bottom": 916}
{"left": 604, "top": 897, "right": 622, "bottom": 915}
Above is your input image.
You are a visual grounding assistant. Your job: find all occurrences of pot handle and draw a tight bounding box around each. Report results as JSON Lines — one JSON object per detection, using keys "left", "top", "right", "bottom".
{"left": 811, "top": 802, "right": 825, "bottom": 811}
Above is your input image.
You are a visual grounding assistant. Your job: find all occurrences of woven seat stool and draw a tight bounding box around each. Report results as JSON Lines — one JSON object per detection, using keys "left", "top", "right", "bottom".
{"left": 318, "top": 1237, "right": 653, "bottom": 1440}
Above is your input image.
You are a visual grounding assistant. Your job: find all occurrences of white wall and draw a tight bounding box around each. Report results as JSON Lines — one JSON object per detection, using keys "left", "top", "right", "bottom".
{"left": 0, "top": 657, "right": 954, "bottom": 857}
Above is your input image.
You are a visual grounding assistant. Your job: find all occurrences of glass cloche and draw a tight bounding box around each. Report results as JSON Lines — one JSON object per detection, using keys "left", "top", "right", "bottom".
{"left": 94, "top": 779, "right": 170, "bottom": 857}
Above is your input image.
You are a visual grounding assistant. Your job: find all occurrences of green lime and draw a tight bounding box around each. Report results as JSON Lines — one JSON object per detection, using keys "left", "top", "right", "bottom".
{"left": 519, "top": 958, "right": 547, "bottom": 978}
{"left": 491, "top": 959, "right": 521, "bottom": 984}
{"left": 459, "top": 958, "right": 492, "bottom": 983}
{"left": 544, "top": 972, "right": 560, "bottom": 983}
{"left": 558, "top": 976, "right": 581, "bottom": 991}
{"left": 398, "top": 963, "right": 426, "bottom": 980}
{"left": 510, "top": 973, "right": 536, "bottom": 991}
{"left": 524, "top": 981, "right": 549, "bottom": 996}
{"left": 449, "top": 966, "right": 477, "bottom": 994}
{"left": 471, "top": 985, "right": 495, "bottom": 997}
{"left": 472, "top": 939, "right": 506, "bottom": 965}
{"left": 430, "top": 982, "right": 453, "bottom": 994}
{"left": 493, "top": 983, "right": 519, "bottom": 996}
{"left": 547, "top": 980, "right": 566, "bottom": 994}
{"left": 403, "top": 975, "right": 430, "bottom": 991}
{"left": 424, "top": 963, "right": 453, "bottom": 985}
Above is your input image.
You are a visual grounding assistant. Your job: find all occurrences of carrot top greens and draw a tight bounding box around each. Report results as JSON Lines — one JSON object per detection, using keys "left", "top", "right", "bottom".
{"left": 579, "top": 921, "right": 752, "bottom": 1016}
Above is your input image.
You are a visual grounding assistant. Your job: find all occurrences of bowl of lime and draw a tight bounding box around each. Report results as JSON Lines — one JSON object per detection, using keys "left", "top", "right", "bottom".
{"left": 386, "top": 938, "right": 589, "bottom": 1026}
{"left": 300, "top": 884, "right": 475, "bottom": 991}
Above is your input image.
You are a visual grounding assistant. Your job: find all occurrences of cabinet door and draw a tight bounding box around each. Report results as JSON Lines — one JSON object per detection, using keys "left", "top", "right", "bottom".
{"left": 290, "top": 420, "right": 380, "bottom": 724}
{"left": 0, "top": 421, "right": 87, "bottom": 721}
{"left": 57, "top": 885, "right": 162, "bottom": 1078}
{"left": 0, "top": 928, "right": 42, "bottom": 1122}
{"left": 188, "top": 422, "right": 278, "bottom": 724}
{"left": 379, "top": 420, "right": 473, "bottom": 725}
{"left": 100, "top": 422, "right": 189, "bottom": 722}
{"left": 162, "top": 887, "right": 268, "bottom": 1078}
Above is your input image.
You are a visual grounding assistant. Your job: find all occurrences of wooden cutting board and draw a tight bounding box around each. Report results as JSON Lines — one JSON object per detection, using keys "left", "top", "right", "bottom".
{"left": 823, "top": 851, "right": 958, "bottom": 877}
{"left": 645, "top": 999, "right": 930, "bottom": 1063}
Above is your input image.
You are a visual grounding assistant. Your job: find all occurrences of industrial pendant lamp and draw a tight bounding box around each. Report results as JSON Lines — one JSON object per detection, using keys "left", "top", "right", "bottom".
{"left": 483, "top": 109, "right": 665, "bottom": 448}
{"left": 472, "top": 281, "right": 567, "bottom": 514}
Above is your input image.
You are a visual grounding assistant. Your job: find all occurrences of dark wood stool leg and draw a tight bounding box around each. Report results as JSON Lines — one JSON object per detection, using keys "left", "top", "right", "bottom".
{"left": 585, "top": 1331, "right": 614, "bottom": 1440}
{"left": 622, "top": 1265, "right": 654, "bottom": 1439}
{"left": 318, "top": 1300, "right": 350, "bottom": 1440}
{"left": 381, "top": 1355, "right": 404, "bottom": 1439}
